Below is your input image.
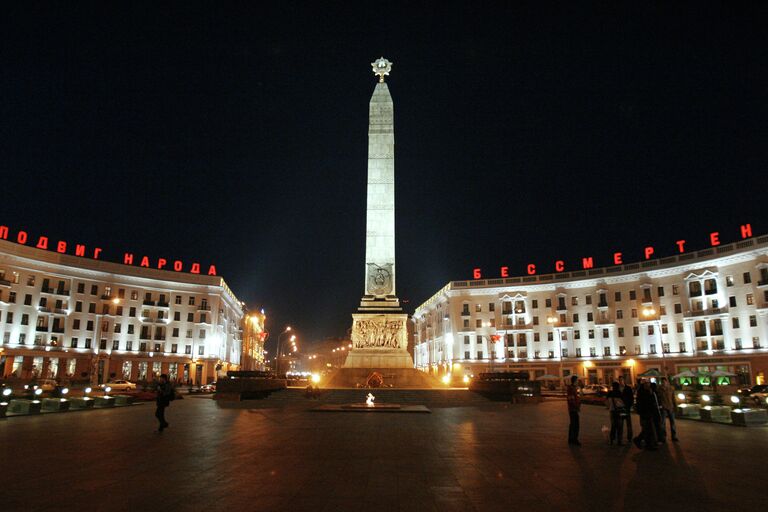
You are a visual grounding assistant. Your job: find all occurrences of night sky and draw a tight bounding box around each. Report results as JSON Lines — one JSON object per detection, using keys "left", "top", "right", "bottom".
{"left": 2, "top": 3, "right": 767, "bottom": 347}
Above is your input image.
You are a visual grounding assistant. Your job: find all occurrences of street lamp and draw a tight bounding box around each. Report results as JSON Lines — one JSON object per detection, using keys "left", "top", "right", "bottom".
{"left": 547, "top": 315, "right": 564, "bottom": 389}
{"left": 642, "top": 307, "right": 666, "bottom": 374}
{"left": 274, "top": 327, "right": 293, "bottom": 377}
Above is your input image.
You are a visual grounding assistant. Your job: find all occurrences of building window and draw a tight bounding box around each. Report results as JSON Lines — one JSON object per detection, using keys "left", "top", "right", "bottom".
{"left": 573, "top": 314, "right": 579, "bottom": 322}
{"left": 173, "top": 328, "right": 179, "bottom": 337}
{"left": 735, "top": 338, "right": 742, "bottom": 350}
{"left": 587, "top": 312, "right": 593, "bottom": 322}
{"left": 188, "top": 296, "right": 196, "bottom": 306}
{"left": 198, "top": 345, "right": 205, "bottom": 355}
{"left": 571, "top": 297, "right": 578, "bottom": 306}
{"left": 615, "top": 291, "right": 622, "bottom": 302}
{"left": 70, "top": 337, "right": 78, "bottom": 348}
{"left": 186, "top": 330, "right": 192, "bottom": 338}
{"left": 750, "top": 315, "right": 757, "bottom": 327}
{"left": 531, "top": 299, "right": 538, "bottom": 309}
{"left": 632, "top": 326, "right": 639, "bottom": 337}
{"left": 561, "top": 348, "right": 568, "bottom": 358}
{"left": 488, "top": 303, "right": 495, "bottom": 312}
{"left": 463, "top": 335, "right": 470, "bottom": 344}
{"left": 746, "top": 294, "right": 754, "bottom": 305}
{"left": 618, "top": 327, "right": 624, "bottom": 337}
{"left": 753, "top": 337, "right": 761, "bottom": 349}
{"left": 76, "top": 282, "right": 85, "bottom": 294}
{"left": 114, "top": 323, "right": 121, "bottom": 333}
{"left": 112, "top": 340, "right": 119, "bottom": 350}
{"left": 662, "top": 343, "right": 670, "bottom": 353}
{"left": 629, "top": 290, "right": 636, "bottom": 301}
{"left": 588, "top": 329, "right": 594, "bottom": 339}
{"left": 649, "top": 344, "right": 656, "bottom": 354}
{"left": 90, "top": 284, "right": 97, "bottom": 295}
{"left": 128, "top": 324, "right": 134, "bottom": 334}
{"left": 532, "top": 316, "right": 539, "bottom": 326}
{"left": 545, "top": 298, "right": 552, "bottom": 308}
{"left": 463, "top": 319, "right": 469, "bottom": 329}
{"left": 574, "top": 330, "right": 581, "bottom": 340}
{"left": 585, "top": 295, "right": 592, "bottom": 305}
{"left": 733, "top": 318, "right": 740, "bottom": 329}
{"left": 676, "top": 322, "right": 684, "bottom": 333}
{"left": 533, "top": 332, "right": 540, "bottom": 342}
{"left": 171, "top": 344, "right": 178, "bottom": 353}
{"left": 175, "top": 295, "right": 182, "bottom": 305}
{"left": 743, "top": 272, "right": 752, "bottom": 284}
{"left": 131, "top": 290, "right": 138, "bottom": 300}
{"left": 86, "top": 320, "right": 94, "bottom": 331}
{"left": 725, "top": 275, "right": 734, "bottom": 286}
{"left": 199, "top": 330, "right": 206, "bottom": 339}
{"left": 185, "top": 345, "right": 192, "bottom": 354}
{"left": 603, "top": 346, "right": 611, "bottom": 356}
{"left": 661, "top": 324, "right": 668, "bottom": 334}
{"left": 24, "top": 294, "right": 32, "bottom": 306}
{"left": 8, "top": 291, "right": 16, "bottom": 303}
{"left": 602, "top": 328, "right": 609, "bottom": 338}
{"left": 187, "top": 312, "right": 194, "bottom": 322}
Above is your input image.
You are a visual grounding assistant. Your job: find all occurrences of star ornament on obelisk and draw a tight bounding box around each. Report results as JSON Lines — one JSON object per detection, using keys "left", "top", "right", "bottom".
{"left": 371, "top": 57, "right": 392, "bottom": 82}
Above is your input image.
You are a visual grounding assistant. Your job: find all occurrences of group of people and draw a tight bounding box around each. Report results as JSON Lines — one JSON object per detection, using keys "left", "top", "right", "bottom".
{"left": 567, "top": 374, "right": 679, "bottom": 449}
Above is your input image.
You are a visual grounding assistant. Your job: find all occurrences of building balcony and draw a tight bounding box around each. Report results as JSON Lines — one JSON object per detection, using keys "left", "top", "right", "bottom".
{"left": 54, "top": 289, "right": 70, "bottom": 296}
{"left": 684, "top": 307, "right": 729, "bottom": 318}
{"left": 38, "top": 306, "right": 51, "bottom": 313}
{"left": 40, "top": 287, "right": 54, "bottom": 294}
{"left": 500, "top": 323, "right": 533, "bottom": 331}
{"left": 35, "top": 325, "right": 49, "bottom": 332}
{"left": 143, "top": 300, "right": 156, "bottom": 306}
{"left": 0, "top": 279, "right": 11, "bottom": 287}
{"left": 197, "top": 305, "right": 211, "bottom": 311}
{"left": 101, "top": 294, "right": 115, "bottom": 301}
{"left": 595, "top": 318, "right": 615, "bottom": 325}
{"left": 51, "top": 328, "right": 65, "bottom": 334}
{"left": 757, "top": 279, "right": 768, "bottom": 288}
{"left": 157, "top": 302, "right": 170, "bottom": 308}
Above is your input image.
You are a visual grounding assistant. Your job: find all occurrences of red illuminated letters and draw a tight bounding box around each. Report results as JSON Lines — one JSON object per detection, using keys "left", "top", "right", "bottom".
{"left": 140, "top": 256, "right": 150, "bottom": 267}
{"left": 190, "top": 263, "right": 201, "bottom": 274}
{"left": 555, "top": 260, "right": 565, "bottom": 272}
{"left": 17, "top": 231, "right": 28, "bottom": 244}
{"left": 710, "top": 232, "right": 720, "bottom": 246}
{"left": 75, "top": 245, "right": 86, "bottom": 257}
{"left": 500, "top": 266, "right": 509, "bottom": 278}
{"left": 613, "top": 252, "right": 623, "bottom": 265}
{"left": 676, "top": 240, "right": 686, "bottom": 253}
{"left": 124, "top": 253, "right": 134, "bottom": 265}
{"left": 581, "top": 257, "right": 594, "bottom": 270}
{"left": 207, "top": 265, "right": 217, "bottom": 276}
{"left": 741, "top": 223, "right": 752, "bottom": 239}
{"left": 36, "top": 237, "right": 48, "bottom": 250}
{"left": 473, "top": 268, "right": 482, "bottom": 279}
{"left": 527, "top": 264, "right": 536, "bottom": 275}
{"left": 644, "top": 246, "right": 654, "bottom": 260}
{"left": 174, "top": 260, "right": 183, "bottom": 271}
{"left": 0, "top": 226, "right": 8, "bottom": 239}
{"left": 157, "top": 258, "right": 167, "bottom": 270}
{"left": 56, "top": 241, "right": 66, "bottom": 253}
{"left": 93, "top": 247, "right": 102, "bottom": 260}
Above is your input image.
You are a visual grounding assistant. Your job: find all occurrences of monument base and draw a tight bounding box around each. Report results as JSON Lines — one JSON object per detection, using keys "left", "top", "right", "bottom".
{"left": 324, "top": 367, "right": 440, "bottom": 388}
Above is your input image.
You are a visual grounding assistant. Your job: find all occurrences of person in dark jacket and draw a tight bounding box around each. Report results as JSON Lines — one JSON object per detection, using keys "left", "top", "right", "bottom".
{"left": 605, "top": 382, "right": 626, "bottom": 445}
{"left": 618, "top": 376, "right": 634, "bottom": 443}
{"left": 155, "top": 374, "right": 173, "bottom": 433}
{"left": 633, "top": 380, "right": 658, "bottom": 450}
{"left": 566, "top": 375, "right": 581, "bottom": 446}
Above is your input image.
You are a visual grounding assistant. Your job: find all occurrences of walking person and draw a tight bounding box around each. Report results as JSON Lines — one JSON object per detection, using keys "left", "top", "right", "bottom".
{"left": 618, "top": 376, "right": 634, "bottom": 443}
{"left": 606, "top": 382, "right": 626, "bottom": 445}
{"left": 566, "top": 375, "right": 581, "bottom": 446}
{"left": 657, "top": 377, "right": 679, "bottom": 442}
{"left": 155, "top": 374, "right": 173, "bottom": 433}
{"left": 633, "top": 379, "right": 657, "bottom": 450}
{"left": 650, "top": 381, "right": 664, "bottom": 443}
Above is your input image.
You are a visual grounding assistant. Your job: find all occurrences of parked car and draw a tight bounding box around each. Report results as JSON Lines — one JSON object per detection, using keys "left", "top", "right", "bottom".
{"left": 100, "top": 380, "right": 137, "bottom": 391}
{"left": 737, "top": 384, "right": 767, "bottom": 397}
{"left": 581, "top": 384, "right": 609, "bottom": 396}
{"left": 200, "top": 382, "right": 217, "bottom": 393}
{"left": 33, "top": 379, "right": 58, "bottom": 392}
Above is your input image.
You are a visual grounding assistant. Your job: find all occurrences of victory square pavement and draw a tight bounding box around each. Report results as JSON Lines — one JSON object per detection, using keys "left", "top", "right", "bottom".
{"left": 1, "top": 396, "right": 766, "bottom": 512}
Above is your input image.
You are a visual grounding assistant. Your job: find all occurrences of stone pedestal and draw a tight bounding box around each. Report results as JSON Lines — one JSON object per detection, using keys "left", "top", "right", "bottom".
{"left": 730, "top": 408, "right": 768, "bottom": 426}
{"left": 700, "top": 405, "right": 731, "bottom": 422}
{"left": 345, "top": 312, "right": 412, "bottom": 369}
{"left": 41, "top": 398, "right": 70, "bottom": 412}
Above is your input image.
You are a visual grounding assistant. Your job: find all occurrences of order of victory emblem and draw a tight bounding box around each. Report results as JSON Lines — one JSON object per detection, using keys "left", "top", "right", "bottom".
{"left": 366, "top": 263, "right": 393, "bottom": 296}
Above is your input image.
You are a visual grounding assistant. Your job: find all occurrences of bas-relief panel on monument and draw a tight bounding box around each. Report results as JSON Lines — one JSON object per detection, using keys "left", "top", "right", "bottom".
{"left": 352, "top": 316, "right": 403, "bottom": 349}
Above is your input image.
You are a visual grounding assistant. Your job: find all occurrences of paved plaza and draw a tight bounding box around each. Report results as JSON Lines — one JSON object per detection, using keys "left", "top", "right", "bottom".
{"left": 2, "top": 396, "right": 766, "bottom": 512}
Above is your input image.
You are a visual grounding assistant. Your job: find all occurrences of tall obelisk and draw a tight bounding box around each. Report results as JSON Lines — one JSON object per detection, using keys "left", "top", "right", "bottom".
{"left": 344, "top": 57, "right": 413, "bottom": 369}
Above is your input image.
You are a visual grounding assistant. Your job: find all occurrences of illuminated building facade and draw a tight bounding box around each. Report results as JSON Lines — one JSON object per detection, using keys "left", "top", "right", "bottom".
{"left": 241, "top": 309, "right": 267, "bottom": 371}
{"left": 413, "top": 234, "right": 768, "bottom": 386}
{"left": 0, "top": 239, "right": 243, "bottom": 385}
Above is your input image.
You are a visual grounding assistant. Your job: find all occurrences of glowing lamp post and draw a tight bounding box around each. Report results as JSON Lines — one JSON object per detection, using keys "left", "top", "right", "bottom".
{"left": 642, "top": 307, "right": 665, "bottom": 374}
{"left": 547, "top": 316, "right": 564, "bottom": 388}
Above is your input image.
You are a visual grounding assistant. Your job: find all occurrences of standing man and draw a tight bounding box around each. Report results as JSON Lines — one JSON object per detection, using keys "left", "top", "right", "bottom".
{"left": 566, "top": 375, "right": 581, "bottom": 446}
{"left": 658, "top": 377, "right": 679, "bottom": 442}
{"left": 618, "top": 376, "right": 634, "bottom": 444}
{"left": 155, "top": 373, "right": 172, "bottom": 433}
{"left": 633, "top": 379, "right": 658, "bottom": 450}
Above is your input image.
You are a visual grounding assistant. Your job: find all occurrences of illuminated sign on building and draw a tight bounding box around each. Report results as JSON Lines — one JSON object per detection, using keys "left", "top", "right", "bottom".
{"left": 472, "top": 223, "right": 754, "bottom": 280}
{"left": 0, "top": 225, "right": 217, "bottom": 276}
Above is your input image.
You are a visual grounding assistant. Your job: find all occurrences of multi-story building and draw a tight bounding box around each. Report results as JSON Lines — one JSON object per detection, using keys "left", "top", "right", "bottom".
{"left": 0, "top": 239, "right": 243, "bottom": 385}
{"left": 413, "top": 234, "right": 768, "bottom": 387}
{"left": 241, "top": 309, "right": 267, "bottom": 371}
